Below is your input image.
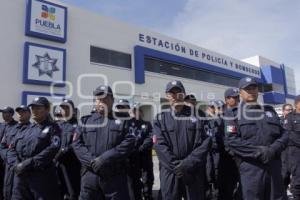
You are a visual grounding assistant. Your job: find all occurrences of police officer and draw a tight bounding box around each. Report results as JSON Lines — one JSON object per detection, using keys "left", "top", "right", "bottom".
{"left": 0, "top": 106, "right": 17, "bottom": 199}
{"left": 125, "top": 102, "right": 154, "bottom": 200}
{"left": 10, "top": 97, "right": 61, "bottom": 200}
{"left": 224, "top": 88, "right": 240, "bottom": 110}
{"left": 224, "top": 77, "right": 288, "bottom": 200}
{"left": 280, "top": 103, "right": 293, "bottom": 191}
{"left": 286, "top": 96, "right": 300, "bottom": 199}
{"left": 184, "top": 94, "right": 206, "bottom": 118}
{"left": 219, "top": 88, "right": 242, "bottom": 200}
{"left": 204, "top": 100, "right": 224, "bottom": 200}
{"left": 154, "top": 80, "right": 211, "bottom": 200}
{"left": 0, "top": 107, "right": 17, "bottom": 139}
{"left": 55, "top": 99, "right": 81, "bottom": 200}
{"left": 72, "top": 85, "right": 135, "bottom": 200}
{"left": 0, "top": 105, "right": 31, "bottom": 200}
{"left": 215, "top": 100, "right": 225, "bottom": 117}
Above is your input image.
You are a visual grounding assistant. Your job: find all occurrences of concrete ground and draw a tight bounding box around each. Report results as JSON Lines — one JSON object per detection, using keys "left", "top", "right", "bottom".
{"left": 152, "top": 156, "right": 294, "bottom": 200}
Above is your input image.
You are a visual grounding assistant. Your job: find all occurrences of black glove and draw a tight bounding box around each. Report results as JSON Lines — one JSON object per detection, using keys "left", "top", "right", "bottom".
{"left": 173, "top": 160, "right": 194, "bottom": 185}
{"left": 256, "top": 146, "right": 276, "bottom": 164}
{"left": 173, "top": 161, "right": 184, "bottom": 178}
{"left": 15, "top": 158, "right": 34, "bottom": 176}
{"left": 90, "top": 156, "right": 105, "bottom": 174}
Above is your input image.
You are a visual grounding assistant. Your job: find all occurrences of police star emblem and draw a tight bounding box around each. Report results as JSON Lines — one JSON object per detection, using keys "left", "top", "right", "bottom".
{"left": 246, "top": 77, "right": 252, "bottom": 82}
{"left": 32, "top": 52, "right": 59, "bottom": 78}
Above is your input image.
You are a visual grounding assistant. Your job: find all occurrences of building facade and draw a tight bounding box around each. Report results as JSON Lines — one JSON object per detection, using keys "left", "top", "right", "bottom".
{"left": 0, "top": 0, "right": 296, "bottom": 120}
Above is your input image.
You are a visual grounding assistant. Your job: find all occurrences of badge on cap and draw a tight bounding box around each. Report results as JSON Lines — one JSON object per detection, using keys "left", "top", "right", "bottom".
{"left": 100, "top": 86, "right": 106, "bottom": 90}
{"left": 226, "top": 125, "right": 237, "bottom": 134}
{"left": 172, "top": 81, "right": 177, "bottom": 85}
{"left": 141, "top": 124, "right": 146, "bottom": 129}
{"left": 51, "top": 135, "right": 61, "bottom": 147}
{"left": 34, "top": 97, "right": 39, "bottom": 101}
{"left": 246, "top": 78, "right": 252, "bottom": 82}
{"left": 233, "top": 88, "right": 239, "bottom": 93}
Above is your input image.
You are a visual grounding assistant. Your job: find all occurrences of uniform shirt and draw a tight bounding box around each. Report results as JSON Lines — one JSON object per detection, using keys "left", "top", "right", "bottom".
{"left": 58, "top": 118, "right": 78, "bottom": 150}
{"left": 11, "top": 119, "right": 61, "bottom": 169}
{"left": 56, "top": 118, "right": 79, "bottom": 163}
{"left": 205, "top": 112, "right": 224, "bottom": 152}
{"left": 285, "top": 111, "right": 300, "bottom": 147}
{"left": 0, "top": 120, "right": 18, "bottom": 142}
{"left": 1, "top": 122, "right": 31, "bottom": 165}
{"left": 0, "top": 123, "right": 5, "bottom": 140}
{"left": 154, "top": 105, "right": 211, "bottom": 171}
{"left": 127, "top": 118, "right": 153, "bottom": 170}
{"left": 127, "top": 118, "right": 153, "bottom": 152}
{"left": 72, "top": 112, "right": 135, "bottom": 170}
{"left": 224, "top": 102, "right": 288, "bottom": 160}
{"left": 0, "top": 120, "right": 18, "bottom": 162}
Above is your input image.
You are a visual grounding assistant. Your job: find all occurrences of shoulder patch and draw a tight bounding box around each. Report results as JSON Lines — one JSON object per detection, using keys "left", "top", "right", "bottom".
{"left": 51, "top": 135, "right": 61, "bottom": 147}
{"left": 226, "top": 125, "right": 237, "bottom": 135}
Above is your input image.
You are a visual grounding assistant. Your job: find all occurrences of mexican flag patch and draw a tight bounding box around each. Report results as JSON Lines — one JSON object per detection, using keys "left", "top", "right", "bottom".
{"left": 226, "top": 125, "right": 237, "bottom": 134}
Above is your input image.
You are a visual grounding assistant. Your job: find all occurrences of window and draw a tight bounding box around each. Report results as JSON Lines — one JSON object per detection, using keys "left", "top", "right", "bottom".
{"left": 144, "top": 57, "right": 239, "bottom": 87}
{"left": 90, "top": 46, "right": 131, "bottom": 69}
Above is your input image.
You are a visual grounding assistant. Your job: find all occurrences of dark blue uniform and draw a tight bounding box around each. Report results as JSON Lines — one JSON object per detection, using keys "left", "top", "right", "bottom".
{"left": 10, "top": 119, "right": 61, "bottom": 200}
{"left": 72, "top": 112, "right": 135, "bottom": 200}
{"left": 280, "top": 116, "right": 291, "bottom": 191}
{"left": 224, "top": 103, "right": 288, "bottom": 200}
{"left": 0, "top": 119, "right": 17, "bottom": 200}
{"left": 1, "top": 122, "right": 30, "bottom": 200}
{"left": 204, "top": 113, "right": 223, "bottom": 199}
{"left": 56, "top": 118, "right": 81, "bottom": 200}
{"left": 286, "top": 111, "right": 300, "bottom": 199}
{"left": 154, "top": 105, "right": 211, "bottom": 200}
{"left": 0, "top": 122, "right": 4, "bottom": 199}
{"left": 127, "top": 118, "right": 154, "bottom": 200}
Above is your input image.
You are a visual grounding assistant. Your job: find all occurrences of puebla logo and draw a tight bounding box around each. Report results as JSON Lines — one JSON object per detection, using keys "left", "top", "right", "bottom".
{"left": 35, "top": 5, "right": 61, "bottom": 33}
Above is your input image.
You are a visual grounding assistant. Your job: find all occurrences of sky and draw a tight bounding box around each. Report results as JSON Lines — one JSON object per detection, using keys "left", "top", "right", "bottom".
{"left": 60, "top": 0, "right": 300, "bottom": 93}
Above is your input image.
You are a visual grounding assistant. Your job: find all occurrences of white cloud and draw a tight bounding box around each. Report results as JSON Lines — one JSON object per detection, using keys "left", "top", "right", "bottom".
{"left": 166, "top": 0, "right": 300, "bottom": 93}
